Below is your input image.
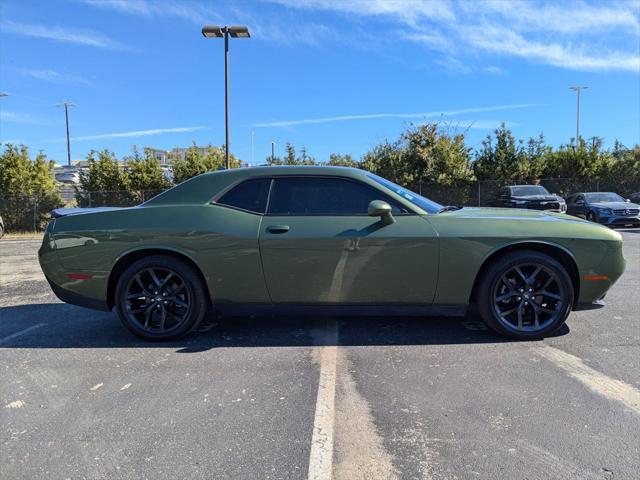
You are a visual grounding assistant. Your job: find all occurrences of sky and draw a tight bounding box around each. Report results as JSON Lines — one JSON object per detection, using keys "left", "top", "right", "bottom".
{"left": 0, "top": 0, "right": 639, "bottom": 166}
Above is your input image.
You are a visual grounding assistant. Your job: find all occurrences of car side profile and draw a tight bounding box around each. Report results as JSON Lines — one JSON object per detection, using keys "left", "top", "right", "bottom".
{"left": 39, "top": 166, "right": 625, "bottom": 341}
{"left": 566, "top": 192, "right": 640, "bottom": 227}
{"left": 491, "top": 185, "right": 567, "bottom": 212}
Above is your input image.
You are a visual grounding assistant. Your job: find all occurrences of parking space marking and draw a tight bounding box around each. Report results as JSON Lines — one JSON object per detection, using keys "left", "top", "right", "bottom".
{"left": 0, "top": 323, "right": 46, "bottom": 346}
{"left": 308, "top": 319, "right": 339, "bottom": 480}
{"left": 537, "top": 345, "right": 640, "bottom": 415}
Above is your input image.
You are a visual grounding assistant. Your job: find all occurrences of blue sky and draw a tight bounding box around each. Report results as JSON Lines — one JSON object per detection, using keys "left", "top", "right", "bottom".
{"left": 1, "top": 0, "right": 639, "bottom": 165}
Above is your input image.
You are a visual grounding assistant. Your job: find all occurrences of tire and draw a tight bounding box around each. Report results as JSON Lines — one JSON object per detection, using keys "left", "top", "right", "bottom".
{"left": 587, "top": 211, "right": 597, "bottom": 222}
{"left": 114, "top": 255, "right": 208, "bottom": 341}
{"left": 0, "top": 224, "right": 4, "bottom": 239}
{"left": 476, "top": 250, "right": 574, "bottom": 340}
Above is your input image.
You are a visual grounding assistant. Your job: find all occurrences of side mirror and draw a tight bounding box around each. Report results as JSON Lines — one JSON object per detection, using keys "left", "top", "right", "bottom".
{"left": 625, "top": 198, "right": 631, "bottom": 203}
{"left": 368, "top": 200, "right": 395, "bottom": 225}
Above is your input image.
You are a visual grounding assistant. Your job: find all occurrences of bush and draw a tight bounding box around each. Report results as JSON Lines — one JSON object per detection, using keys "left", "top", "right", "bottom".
{"left": 0, "top": 144, "right": 63, "bottom": 231}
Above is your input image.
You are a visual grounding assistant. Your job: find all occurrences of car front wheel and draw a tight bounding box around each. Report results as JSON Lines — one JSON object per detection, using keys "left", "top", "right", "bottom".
{"left": 477, "top": 251, "right": 574, "bottom": 340}
{"left": 587, "top": 211, "right": 597, "bottom": 222}
{"left": 114, "top": 255, "right": 208, "bottom": 340}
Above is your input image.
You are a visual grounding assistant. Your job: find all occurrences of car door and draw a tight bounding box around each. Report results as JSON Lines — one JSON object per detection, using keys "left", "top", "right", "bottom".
{"left": 571, "top": 194, "right": 587, "bottom": 218}
{"left": 258, "top": 176, "right": 439, "bottom": 304}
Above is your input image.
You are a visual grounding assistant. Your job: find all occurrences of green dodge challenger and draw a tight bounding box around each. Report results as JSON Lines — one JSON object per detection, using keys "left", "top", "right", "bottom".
{"left": 39, "top": 166, "right": 625, "bottom": 341}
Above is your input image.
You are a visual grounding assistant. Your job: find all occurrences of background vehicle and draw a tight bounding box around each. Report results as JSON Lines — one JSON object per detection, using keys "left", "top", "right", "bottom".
{"left": 490, "top": 185, "right": 567, "bottom": 212}
{"left": 54, "top": 169, "right": 80, "bottom": 184}
{"left": 566, "top": 192, "right": 640, "bottom": 227}
{"left": 629, "top": 192, "right": 640, "bottom": 204}
{"left": 39, "top": 167, "right": 624, "bottom": 341}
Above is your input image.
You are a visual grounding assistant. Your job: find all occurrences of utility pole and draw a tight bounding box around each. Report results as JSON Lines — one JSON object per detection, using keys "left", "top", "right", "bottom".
{"left": 251, "top": 130, "right": 254, "bottom": 164}
{"left": 56, "top": 101, "right": 75, "bottom": 166}
{"left": 271, "top": 141, "right": 275, "bottom": 163}
{"left": 569, "top": 86, "right": 588, "bottom": 147}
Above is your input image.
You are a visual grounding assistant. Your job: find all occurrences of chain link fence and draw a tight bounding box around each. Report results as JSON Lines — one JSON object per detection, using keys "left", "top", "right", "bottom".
{"left": 2, "top": 179, "right": 639, "bottom": 234}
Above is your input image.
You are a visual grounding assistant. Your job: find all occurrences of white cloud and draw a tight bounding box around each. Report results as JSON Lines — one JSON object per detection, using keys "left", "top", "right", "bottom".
{"left": 0, "top": 111, "right": 41, "bottom": 124}
{"left": 78, "top": 0, "right": 221, "bottom": 24}
{"left": 19, "top": 69, "right": 92, "bottom": 87}
{"left": 268, "top": 0, "right": 640, "bottom": 73}
{"left": 252, "top": 104, "right": 539, "bottom": 127}
{"left": 70, "top": 126, "right": 207, "bottom": 142}
{"left": 1, "top": 20, "right": 125, "bottom": 50}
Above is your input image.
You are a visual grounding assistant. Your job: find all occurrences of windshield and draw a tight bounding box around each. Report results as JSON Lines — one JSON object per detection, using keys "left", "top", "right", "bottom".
{"left": 511, "top": 186, "right": 550, "bottom": 196}
{"left": 585, "top": 192, "right": 625, "bottom": 203}
{"left": 366, "top": 173, "right": 443, "bottom": 214}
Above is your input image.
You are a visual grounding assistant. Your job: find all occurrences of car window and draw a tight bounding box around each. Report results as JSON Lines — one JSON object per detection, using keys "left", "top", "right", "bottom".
{"left": 267, "top": 177, "right": 406, "bottom": 216}
{"left": 216, "top": 178, "right": 271, "bottom": 214}
{"left": 584, "top": 192, "right": 625, "bottom": 203}
{"left": 511, "top": 186, "right": 550, "bottom": 196}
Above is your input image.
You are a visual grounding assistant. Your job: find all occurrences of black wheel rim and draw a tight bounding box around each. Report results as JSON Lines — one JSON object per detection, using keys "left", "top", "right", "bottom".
{"left": 123, "top": 267, "right": 191, "bottom": 334}
{"left": 492, "top": 263, "right": 566, "bottom": 333}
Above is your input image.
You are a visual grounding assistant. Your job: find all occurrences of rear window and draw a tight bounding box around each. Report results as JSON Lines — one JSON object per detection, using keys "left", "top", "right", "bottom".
{"left": 216, "top": 178, "right": 271, "bottom": 214}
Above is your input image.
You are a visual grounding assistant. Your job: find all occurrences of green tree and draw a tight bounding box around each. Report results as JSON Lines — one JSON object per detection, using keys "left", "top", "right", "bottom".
{"left": 0, "top": 144, "right": 63, "bottom": 231}
{"left": 125, "top": 147, "right": 172, "bottom": 202}
{"left": 327, "top": 153, "right": 359, "bottom": 168}
{"left": 171, "top": 144, "right": 241, "bottom": 184}
{"left": 76, "top": 149, "right": 130, "bottom": 206}
{"left": 267, "top": 143, "right": 316, "bottom": 165}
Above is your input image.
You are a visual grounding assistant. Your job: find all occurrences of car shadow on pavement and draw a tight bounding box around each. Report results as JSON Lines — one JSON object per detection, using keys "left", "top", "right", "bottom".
{"left": 0, "top": 303, "right": 569, "bottom": 352}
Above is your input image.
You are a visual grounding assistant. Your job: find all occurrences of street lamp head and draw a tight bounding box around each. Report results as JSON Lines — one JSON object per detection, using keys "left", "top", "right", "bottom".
{"left": 202, "top": 25, "right": 250, "bottom": 38}
{"left": 202, "top": 25, "right": 224, "bottom": 38}
{"left": 227, "top": 26, "right": 250, "bottom": 38}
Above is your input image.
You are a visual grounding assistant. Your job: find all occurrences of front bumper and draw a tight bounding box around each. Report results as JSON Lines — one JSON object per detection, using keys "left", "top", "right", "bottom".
{"left": 598, "top": 215, "right": 640, "bottom": 227}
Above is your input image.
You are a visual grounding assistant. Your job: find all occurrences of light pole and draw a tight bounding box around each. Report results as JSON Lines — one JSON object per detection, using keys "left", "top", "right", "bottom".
{"left": 271, "top": 141, "right": 275, "bottom": 163}
{"left": 56, "top": 101, "right": 75, "bottom": 167}
{"left": 202, "top": 25, "right": 250, "bottom": 169}
{"left": 569, "top": 86, "right": 588, "bottom": 147}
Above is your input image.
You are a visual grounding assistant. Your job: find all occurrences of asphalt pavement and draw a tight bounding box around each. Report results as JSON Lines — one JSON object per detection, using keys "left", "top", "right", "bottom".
{"left": 0, "top": 230, "right": 638, "bottom": 479}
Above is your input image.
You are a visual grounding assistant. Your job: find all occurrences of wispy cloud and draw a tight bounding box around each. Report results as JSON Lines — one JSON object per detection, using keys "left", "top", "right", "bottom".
{"left": 69, "top": 126, "right": 207, "bottom": 142}
{"left": 270, "top": 0, "right": 640, "bottom": 73}
{"left": 1, "top": 20, "right": 125, "bottom": 50}
{"left": 78, "top": 0, "right": 220, "bottom": 24}
{"left": 252, "top": 104, "right": 540, "bottom": 128}
{"left": 0, "top": 111, "right": 43, "bottom": 124}
{"left": 17, "top": 68, "right": 92, "bottom": 87}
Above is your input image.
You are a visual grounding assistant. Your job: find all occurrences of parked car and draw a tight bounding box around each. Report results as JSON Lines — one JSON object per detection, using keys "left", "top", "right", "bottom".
{"left": 54, "top": 169, "right": 80, "bottom": 184}
{"left": 566, "top": 192, "right": 640, "bottom": 227}
{"left": 40, "top": 166, "right": 625, "bottom": 341}
{"left": 491, "top": 185, "right": 567, "bottom": 212}
{"left": 0, "top": 214, "right": 4, "bottom": 238}
{"left": 629, "top": 192, "right": 640, "bottom": 204}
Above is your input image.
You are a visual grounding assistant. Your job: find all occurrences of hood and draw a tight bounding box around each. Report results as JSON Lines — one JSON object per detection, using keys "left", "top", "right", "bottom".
{"left": 51, "top": 206, "right": 126, "bottom": 218}
{"left": 437, "top": 207, "right": 586, "bottom": 223}
{"left": 589, "top": 201, "right": 639, "bottom": 209}
{"left": 512, "top": 195, "right": 563, "bottom": 202}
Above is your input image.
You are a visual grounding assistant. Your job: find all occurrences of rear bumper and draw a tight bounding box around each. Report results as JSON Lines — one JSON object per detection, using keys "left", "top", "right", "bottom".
{"left": 46, "top": 276, "right": 110, "bottom": 311}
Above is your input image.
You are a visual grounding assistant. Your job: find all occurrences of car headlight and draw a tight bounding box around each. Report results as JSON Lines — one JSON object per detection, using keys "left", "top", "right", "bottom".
{"left": 598, "top": 208, "right": 613, "bottom": 215}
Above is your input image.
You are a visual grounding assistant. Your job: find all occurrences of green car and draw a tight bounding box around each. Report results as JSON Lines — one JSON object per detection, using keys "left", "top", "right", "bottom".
{"left": 39, "top": 166, "right": 625, "bottom": 341}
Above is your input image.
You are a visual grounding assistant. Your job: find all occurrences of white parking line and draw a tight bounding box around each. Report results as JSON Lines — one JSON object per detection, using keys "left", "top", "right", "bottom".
{"left": 537, "top": 345, "right": 640, "bottom": 415}
{"left": 308, "top": 320, "right": 339, "bottom": 480}
{"left": 0, "top": 323, "right": 46, "bottom": 346}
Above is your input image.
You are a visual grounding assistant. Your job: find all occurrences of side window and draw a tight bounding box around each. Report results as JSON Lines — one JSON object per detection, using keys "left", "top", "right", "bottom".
{"left": 267, "top": 177, "right": 407, "bottom": 216}
{"left": 216, "top": 178, "right": 271, "bottom": 214}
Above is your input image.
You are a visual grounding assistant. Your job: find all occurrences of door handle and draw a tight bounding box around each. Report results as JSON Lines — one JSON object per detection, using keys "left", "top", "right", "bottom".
{"left": 267, "top": 225, "right": 290, "bottom": 234}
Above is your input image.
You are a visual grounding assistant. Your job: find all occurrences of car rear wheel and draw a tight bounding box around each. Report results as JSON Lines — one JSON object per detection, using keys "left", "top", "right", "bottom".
{"left": 477, "top": 251, "right": 573, "bottom": 340}
{"left": 114, "top": 255, "right": 207, "bottom": 341}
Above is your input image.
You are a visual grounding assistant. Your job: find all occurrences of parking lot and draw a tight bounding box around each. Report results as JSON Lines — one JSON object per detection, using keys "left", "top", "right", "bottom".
{"left": 1, "top": 231, "right": 638, "bottom": 480}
